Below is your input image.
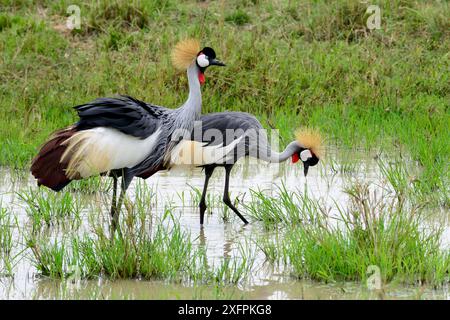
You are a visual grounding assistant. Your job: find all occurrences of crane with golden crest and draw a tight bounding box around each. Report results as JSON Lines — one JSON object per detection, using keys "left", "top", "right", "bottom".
{"left": 170, "top": 112, "right": 323, "bottom": 225}
{"left": 31, "top": 39, "right": 225, "bottom": 231}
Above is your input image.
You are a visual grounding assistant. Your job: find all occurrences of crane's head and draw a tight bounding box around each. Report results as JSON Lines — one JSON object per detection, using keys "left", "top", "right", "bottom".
{"left": 292, "top": 128, "right": 323, "bottom": 176}
{"left": 195, "top": 47, "right": 225, "bottom": 84}
{"left": 172, "top": 39, "right": 225, "bottom": 85}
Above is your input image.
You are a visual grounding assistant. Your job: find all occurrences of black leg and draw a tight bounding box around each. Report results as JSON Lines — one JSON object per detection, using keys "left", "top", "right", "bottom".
{"left": 110, "top": 175, "right": 118, "bottom": 219}
{"left": 110, "top": 170, "right": 133, "bottom": 236}
{"left": 200, "top": 165, "right": 215, "bottom": 225}
{"left": 223, "top": 165, "right": 248, "bottom": 224}
{"left": 112, "top": 177, "right": 127, "bottom": 235}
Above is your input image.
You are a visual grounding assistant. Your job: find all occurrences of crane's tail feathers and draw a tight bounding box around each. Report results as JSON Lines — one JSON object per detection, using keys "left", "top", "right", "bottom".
{"left": 171, "top": 38, "right": 200, "bottom": 70}
{"left": 61, "top": 130, "right": 112, "bottom": 179}
{"left": 295, "top": 128, "right": 324, "bottom": 158}
{"left": 30, "top": 127, "right": 77, "bottom": 191}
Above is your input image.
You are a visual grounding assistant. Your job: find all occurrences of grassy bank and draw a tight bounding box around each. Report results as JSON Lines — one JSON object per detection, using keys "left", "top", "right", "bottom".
{"left": 0, "top": 0, "right": 448, "bottom": 201}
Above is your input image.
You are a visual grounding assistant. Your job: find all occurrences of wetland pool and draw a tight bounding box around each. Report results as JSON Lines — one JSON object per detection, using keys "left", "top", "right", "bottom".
{"left": 0, "top": 149, "right": 448, "bottom": 300}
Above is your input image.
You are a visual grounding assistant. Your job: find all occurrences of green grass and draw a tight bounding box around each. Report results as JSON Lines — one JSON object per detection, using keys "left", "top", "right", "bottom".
{"left": 0, "top": 205, "right": 14, "bottom": 276}
{"left": 244, "top": 182, "right": 316, "bottom": 227}
{"left": 225, "top": 10, "right": 251, "bottom": 26}
{"left": 0, "top": 0, "right": 449, "bottom": 295}
{"left": 17, "top": 187, "right": 83, "bottom": 229}
{"left": 25, "top": 184, "right": 254, "bottom": 285}
{"left": 28, "top": 223, "right": 194, "bottom": 280}
{"left": 27, "top": 217, "right": 254, "bottom": 285}
{"left": 253, "top": 181, "right": 449, "bottom": 286}
{"left": 66, "top": 175, "right": 110, "bottom": 194}
{"left": 0, "top": 0, "right": 448, "bottom": 202}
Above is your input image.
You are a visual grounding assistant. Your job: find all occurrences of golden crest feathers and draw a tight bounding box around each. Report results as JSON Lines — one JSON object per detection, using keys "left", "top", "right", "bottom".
{"left": 171, "top": 38, "right": 200, "bottom": 70}
{"left": 295, "top": 128, "right": 324, "bottom": 158}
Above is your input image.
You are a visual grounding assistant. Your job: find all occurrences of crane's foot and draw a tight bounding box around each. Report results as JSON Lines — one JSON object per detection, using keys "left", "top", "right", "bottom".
{"left": 223, "top": 196, "right": 248, "bottom": 224}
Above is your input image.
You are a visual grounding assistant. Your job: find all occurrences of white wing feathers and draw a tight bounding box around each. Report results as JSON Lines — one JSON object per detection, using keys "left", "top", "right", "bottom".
{"left": 169, "top": 137, "right": 243, "bottom": 167}
{"left": 61, "top": 127, "right": 161, "bottom": 179}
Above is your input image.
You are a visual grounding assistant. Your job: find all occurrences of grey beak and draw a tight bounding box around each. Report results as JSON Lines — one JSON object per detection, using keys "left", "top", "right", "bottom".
{"left": 210, "top": 58, "right": 226, "bottom": 66}
{"left": 303, "top": 163, "right": 309, "bottom": 177}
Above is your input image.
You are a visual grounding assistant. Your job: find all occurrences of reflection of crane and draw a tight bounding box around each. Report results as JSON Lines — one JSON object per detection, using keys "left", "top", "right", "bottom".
{"left": 169, "top": 112, "right": 323, "bottom": 225}
{"left": 31, "top": 39, "right": 225, "bottom": 231}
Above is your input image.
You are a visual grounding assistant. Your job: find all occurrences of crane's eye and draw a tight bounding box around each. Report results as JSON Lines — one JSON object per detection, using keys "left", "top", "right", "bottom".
{"left": 300, "top": 149, "right": 312, "bottom": 162}
{"left": 197, "top": 54, "right": 209, "bottom": 67}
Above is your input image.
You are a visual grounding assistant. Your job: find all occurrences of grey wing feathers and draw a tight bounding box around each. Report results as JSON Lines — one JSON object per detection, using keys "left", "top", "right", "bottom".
{"left": 193, "top": 112, "right": 267, "bottom": 164}
{"left": 195, "top": 112, "right": 263, "bottom": 146}
{"left": 75, "top": 95, "right": 166, "bottom": 139}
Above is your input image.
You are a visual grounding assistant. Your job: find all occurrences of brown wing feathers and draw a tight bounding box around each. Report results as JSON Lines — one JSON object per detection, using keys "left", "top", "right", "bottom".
{"left": 30, "top": 127, "right": 77, "bottom": 191}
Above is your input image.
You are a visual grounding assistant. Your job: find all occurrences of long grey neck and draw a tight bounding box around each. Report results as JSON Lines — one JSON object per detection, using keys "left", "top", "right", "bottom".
{"left": 260, "top": 141, "right": 300, "bottom": 163}
{"left": 175, "top": 63, "right": 202, "bottom": 127}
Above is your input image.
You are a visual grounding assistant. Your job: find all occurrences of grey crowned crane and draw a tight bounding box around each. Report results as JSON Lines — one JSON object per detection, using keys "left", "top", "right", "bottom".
{"left": 167, "top": 112, "right": 323, "bottom": 225}
{"left": 30, "top": 39, "right": 225, "bottom": 231}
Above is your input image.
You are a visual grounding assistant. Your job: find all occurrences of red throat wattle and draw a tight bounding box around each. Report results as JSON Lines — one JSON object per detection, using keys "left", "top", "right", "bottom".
{"left": 198, "top": 72, "right": 205, "bottom": 85}
{"left": 292, "top": 153, "right": 299, "bottom": 163}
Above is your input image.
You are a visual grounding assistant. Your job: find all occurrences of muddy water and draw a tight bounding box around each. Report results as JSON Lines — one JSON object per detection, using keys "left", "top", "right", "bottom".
{"left": 0, "top": 152, "right": 448, "bottom": 300}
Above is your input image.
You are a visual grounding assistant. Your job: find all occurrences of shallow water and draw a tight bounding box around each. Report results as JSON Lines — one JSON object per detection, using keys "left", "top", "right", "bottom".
{"left": 0, "top": 151, "right": 448, "bottom": 300}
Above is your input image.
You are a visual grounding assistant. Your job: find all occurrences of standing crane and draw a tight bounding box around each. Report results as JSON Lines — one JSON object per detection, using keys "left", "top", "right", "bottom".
{"left": 31, "top": 39, "right": 225, "bottom": 231}
{"left": 167, "top": 112, "right": 323, "bottom": 225}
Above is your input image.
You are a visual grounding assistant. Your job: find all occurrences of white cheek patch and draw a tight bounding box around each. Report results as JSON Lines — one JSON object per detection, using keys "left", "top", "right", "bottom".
{"left": 196, "top": 54, "right": 209, "bottom": 67}
{"left": 300, "top": 149, "right": 312, "bottom": 162}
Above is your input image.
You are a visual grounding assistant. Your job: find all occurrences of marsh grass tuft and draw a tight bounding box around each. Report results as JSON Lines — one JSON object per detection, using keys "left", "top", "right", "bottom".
{"left": 66, "top": 176, "right": 110, "bottom": 194}
{"left": 27, "top": 193, "right": 254, "bottom": 285}
{"left": 28, "top": 216, "right": 194, "bottom": 280}
{"left": 17, "top": 187, "right": 83, "bottom": 229}
{"left": 0, "top": 205, "right": 15, "bottom": 276}
{"left": 257, "top": 182, "right": 449, "bottom": 285}
{"left": 244, "top": 182, "right": 321, "bottom": 227}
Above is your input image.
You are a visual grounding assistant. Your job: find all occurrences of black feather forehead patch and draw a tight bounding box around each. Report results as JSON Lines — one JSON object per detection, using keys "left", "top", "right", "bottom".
{"left": 200, "top": 47, "right": 216, "bottom": 59}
